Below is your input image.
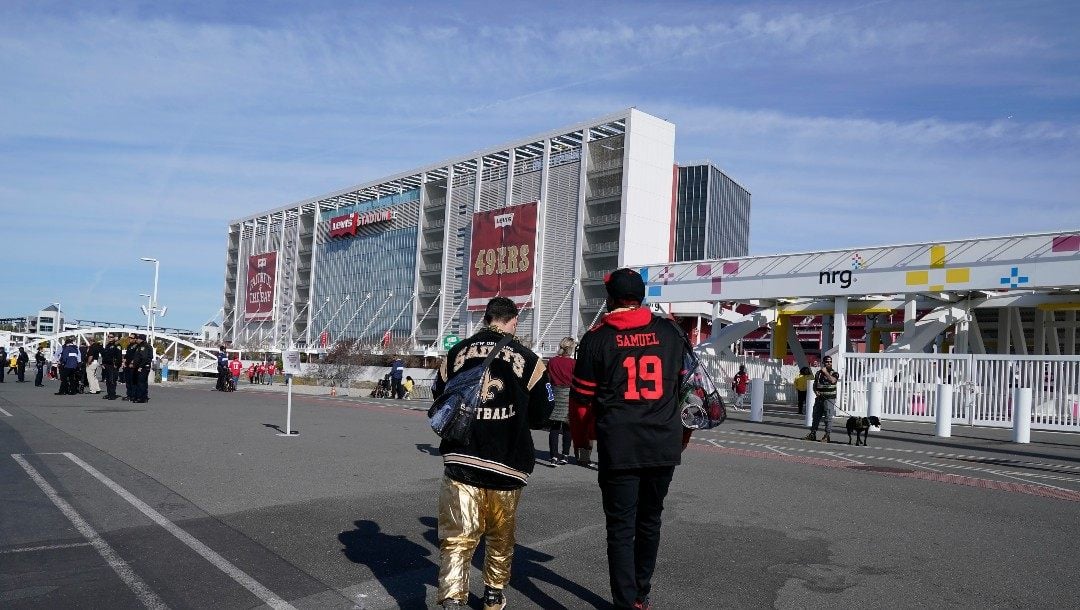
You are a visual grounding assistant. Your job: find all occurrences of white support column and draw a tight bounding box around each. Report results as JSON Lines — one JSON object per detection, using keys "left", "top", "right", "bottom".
{"left": 1010, "top": 307, "right": 1027, "bottom": 355}
{"left": 1035, "top": 308, "right": 1047, "bottom": 355}
{"left": 1067, "top": 310, "right": 1077, "bottom": 355}
{"left": 1047, "top": 311, "right": 1061, "bottom": 355}
{"left": 533, "top": 138, "right": 552, "bottom": 343}
{"left": 787, "top": 331, "right": 810, "bottom": 369}
{"left": 504, "top": 149, "right": 515, "bottom": 208}
{"left": 998, "top": 307, "right": 1012, "bottom": 354}
{"left": 467, "top": 157, "right": 484, "bottom": 338}
{"left": 832, "top": 297, "right": 848, "bottom": 372}
{"left": 304, "top": 209, "right": 322, "bottom": 347}
{"left": 903, "top": 295, "right": 917, "bottom": 336}
{"left": 570, "top": 134, "right": 588, "bottom": 337}
{"left": 437, "top": 165, "right": 455, "bottom": 346}
{"left": 968, "top": 314, "right": 987, "bottom": 355}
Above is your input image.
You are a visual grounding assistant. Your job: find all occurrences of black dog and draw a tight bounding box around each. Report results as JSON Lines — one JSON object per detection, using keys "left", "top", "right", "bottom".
{"left": 846, "top": 416, "right": 881, "bottom": 446}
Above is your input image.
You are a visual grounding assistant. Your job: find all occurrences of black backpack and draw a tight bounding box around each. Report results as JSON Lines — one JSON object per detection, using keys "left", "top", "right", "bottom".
{"left": 428, "top": 335, "right": 513, "bottom": 445}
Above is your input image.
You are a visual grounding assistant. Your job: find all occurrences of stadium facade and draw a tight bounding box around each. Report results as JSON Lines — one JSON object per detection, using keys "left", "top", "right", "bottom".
{"left": 222, "top": 108, "right": 750, "bottom": 355}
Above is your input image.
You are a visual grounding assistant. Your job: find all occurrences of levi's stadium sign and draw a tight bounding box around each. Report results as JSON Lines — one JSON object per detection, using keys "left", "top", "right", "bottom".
{"left": 328, "top": 209, "right": 397, "bottom": 238}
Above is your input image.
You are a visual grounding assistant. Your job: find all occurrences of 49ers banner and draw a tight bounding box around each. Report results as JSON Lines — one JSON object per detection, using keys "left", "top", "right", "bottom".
{"left": 467, "top": 202, "right": 538, "bottom": 311}
{"left": 245, "top": 251, "right": 277, "bottom": 321}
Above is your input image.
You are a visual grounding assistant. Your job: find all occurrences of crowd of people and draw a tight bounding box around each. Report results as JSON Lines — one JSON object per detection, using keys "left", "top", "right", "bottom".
{"left": 214, "top": 346, "right": 280, "bottom": 391}
{"left": 1, "top": 334, "right": 156, "bottom": 402}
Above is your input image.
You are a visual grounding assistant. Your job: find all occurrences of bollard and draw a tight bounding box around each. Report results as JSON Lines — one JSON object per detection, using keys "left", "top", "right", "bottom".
{"left": 1013, "top": 387, "right": 1032, "bottom": 444}
{"left": 935, "top": 384, "right": 953, "bottom": 438}
{"left": 867, "top": 381, "right": 882, "bottom": 421}
{"left": 804, "top": 385, "right": 815, "bottom": 428}
{"left": 749, "top": 378, "right": 765, "bottom": 422}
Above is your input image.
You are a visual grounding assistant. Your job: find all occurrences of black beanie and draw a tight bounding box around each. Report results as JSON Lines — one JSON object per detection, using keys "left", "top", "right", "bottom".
{"left": 604, "top": 268, "right": 646, "bottom": 303}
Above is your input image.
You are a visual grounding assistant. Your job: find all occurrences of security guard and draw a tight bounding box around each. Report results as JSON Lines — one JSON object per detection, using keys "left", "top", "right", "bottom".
{"left": 102, "top": 337, "right": 123, "bottom": 400}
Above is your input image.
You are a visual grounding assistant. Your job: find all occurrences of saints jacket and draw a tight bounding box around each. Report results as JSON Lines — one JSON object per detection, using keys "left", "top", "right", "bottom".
{"left": 433, "top": 328, "right": 553, "bottom": 490}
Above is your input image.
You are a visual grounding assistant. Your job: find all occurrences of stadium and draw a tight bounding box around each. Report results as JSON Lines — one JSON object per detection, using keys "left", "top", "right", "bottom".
{"left": 221, "top": 108, "right": 750, "bottom": 355}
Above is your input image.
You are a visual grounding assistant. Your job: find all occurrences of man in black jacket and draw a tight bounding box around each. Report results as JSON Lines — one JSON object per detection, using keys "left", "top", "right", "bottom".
{"left": 16, "top": 347, "right": 29, "bottom": 382}
{"left": 34, "top": 348, "right": 47, "bottom": 386}
{"left": 570, "top": 268, "right": 692, "bottom": 610}
{"left": 56, "top": 337, "right": 82, "bottom": 395}
{"left": 0, "top": 346, "right": 7, "bottom": 382}
{"left": 101, "top": 337, "right": 123, "bottom": 399}
{"left": 431, "top": 297, "right": 553, "bottom": 610}
{"left": 130, "top": 335, "right": 153, "bottom": 403}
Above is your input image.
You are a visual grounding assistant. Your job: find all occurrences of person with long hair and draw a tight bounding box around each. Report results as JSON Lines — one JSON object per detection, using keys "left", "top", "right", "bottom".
{"left": 545, "top": 337, "right": 577, "bottom": 466}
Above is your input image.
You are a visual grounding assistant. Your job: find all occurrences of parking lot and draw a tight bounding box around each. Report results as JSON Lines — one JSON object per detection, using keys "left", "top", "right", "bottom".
{"left": 2, "top": 377, "right": 1079, "bottom": 608}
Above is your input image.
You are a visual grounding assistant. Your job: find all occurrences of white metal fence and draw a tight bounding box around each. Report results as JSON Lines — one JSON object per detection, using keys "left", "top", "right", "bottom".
{"left": 695, "top": 352, "right": 800, "bottom": 405}
{"left": 840, "top": 353, "right": 1080, "bottom": 431}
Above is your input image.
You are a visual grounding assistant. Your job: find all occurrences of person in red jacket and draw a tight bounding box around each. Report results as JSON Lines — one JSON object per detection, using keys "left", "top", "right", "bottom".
{"left": 731, "top": 365, "right": 750, "bottom": 410}
{"left": 569, "top": 268, "right": 692, "bottom": 610}
{"left": 267, "top": 361, "right": 277, "bottom": 385}
{"left": 228, "top": 355, "right": 243, "bottom": 391}
{"left": 247, "top": 363, "right": 256, "bottom": 384}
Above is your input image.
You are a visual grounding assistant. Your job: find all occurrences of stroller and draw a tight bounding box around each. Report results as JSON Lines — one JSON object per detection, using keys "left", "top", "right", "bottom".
{"left": 370, "top": 374, "right": 392, "bottom": 398}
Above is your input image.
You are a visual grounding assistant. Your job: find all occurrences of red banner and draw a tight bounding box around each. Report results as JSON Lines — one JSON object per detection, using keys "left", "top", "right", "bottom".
{"left": 467, "top": 202, "right": 538, "bottom": 311}
{"left": 245, "top": 252, "right": 277, "bottom": 321}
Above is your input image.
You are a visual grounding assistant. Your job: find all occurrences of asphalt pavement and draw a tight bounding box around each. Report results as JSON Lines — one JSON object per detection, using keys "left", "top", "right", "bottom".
{"left": 2, "top": 375, "right": 1079, "bottom": 609}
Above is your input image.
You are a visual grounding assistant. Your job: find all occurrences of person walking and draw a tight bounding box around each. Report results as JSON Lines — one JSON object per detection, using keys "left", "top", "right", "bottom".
{"left": 247, "top": 363, "right": 256, "bottom": 384}
{"left": 56, "top": 337, "right": 82, "bottom": 395}
{"left": 266, "top": 361, "right": 277, "bottom": 385}
{"left": 432, "top": 297, "right": 554, "bottom": 610}
{"left": 0, "top": 346, "right": 6, "bottom": 383}
{"left": 389, "top": 356, "right": 405, "bottom": 399}
{"left": 85, "top": 338, "right": 103, "bottom": 393}
{"left": 255, "top": 362, "right": 266, "bottom": 386}
{"left": 34, "top": 347, "right": 47, "bottom": 386}
{"left": 7, "top": 352, "right": 17, "bottom": 375}
{"left": 805, "top": 355, "right": 839, "bottom": 443}
{"left": 545, "top": 337, "right": 576, "bottom": 466}
{"left": 102, "top": 337, "right": 122, "bottom": 399}
{"left": 731, "top": 365, "right": 750, "bottom": 410}
{"left": 794, "top": 366, "right": 813, "bottom": 414}
{"left": 228, "top": 355, "right": 243, "bottom": 390}
{"left": 569, "top": 268, "right": 692, "bottom": 610}
{"left": 16, "top": 347, "right": 29, "bottom": 382}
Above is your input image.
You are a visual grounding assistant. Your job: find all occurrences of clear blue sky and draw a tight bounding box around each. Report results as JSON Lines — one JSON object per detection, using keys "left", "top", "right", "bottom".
{"left": 1, "top": 0, "right": 1077, "bottom": 330}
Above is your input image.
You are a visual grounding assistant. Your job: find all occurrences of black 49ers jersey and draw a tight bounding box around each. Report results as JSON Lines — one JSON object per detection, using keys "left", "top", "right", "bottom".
{"left": 571, "top": 308, "right": 690, "bottom": 470}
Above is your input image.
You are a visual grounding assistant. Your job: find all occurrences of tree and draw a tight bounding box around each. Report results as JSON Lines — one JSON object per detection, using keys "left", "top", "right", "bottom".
{"left": 311, "top": 339, "right": 364, "bottom": 390}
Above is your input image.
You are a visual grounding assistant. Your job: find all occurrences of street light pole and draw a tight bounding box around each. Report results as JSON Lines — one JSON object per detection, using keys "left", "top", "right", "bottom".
{"left": 140, "top": 257, "right": 159, "bottom": 355}
{"left": 140, "top": 294, "right": 152, "bottom": 334}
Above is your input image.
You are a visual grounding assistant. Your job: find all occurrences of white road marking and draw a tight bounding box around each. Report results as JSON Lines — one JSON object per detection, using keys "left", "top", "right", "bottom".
{"left": 11, "top": 454, "right": 168, "bottom": 610}
{"left": 990, "top": 470, "right": 1076, "bottom": 493}
{"left": 764, "top": 445, "right": 790, "bottom": 456}
{"left": 824, "top": 452, "right": 863, "bottom": 465}
{"left": 0, "top": 407, "right": 12, "bottom": 416}
{"left": 898, "top": 460, "right": 941, "bottom": 473}
{"left": 60, "top": 452, "right": 296, "bottom": 610}
{"left": 706, "top": 428, "right": 1080, "bottom": 472}
{"left": 0, "top": 542, "right": 92, "bottom": 554}
{"left": 706, "top": 439, "right": 725, "bottom": 449}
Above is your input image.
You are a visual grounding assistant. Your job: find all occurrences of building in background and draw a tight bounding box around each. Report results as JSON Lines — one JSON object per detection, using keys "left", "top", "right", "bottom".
{"left": 221, "top": 108, "right": 750, "bottom": 355}
{"left": 674, "top": 163, "right": 751, "bottom": 262}
{"left": 35, "top": 305, "right": 64, "bottom": 334}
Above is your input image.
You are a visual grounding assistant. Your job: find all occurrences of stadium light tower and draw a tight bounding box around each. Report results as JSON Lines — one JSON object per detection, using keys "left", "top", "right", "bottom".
{"left": 140, "top": 257, "right": 159, "bottom": 353}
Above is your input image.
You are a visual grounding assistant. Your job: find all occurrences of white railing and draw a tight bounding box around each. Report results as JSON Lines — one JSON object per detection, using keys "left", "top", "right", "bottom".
{"left": 695, "top": 352, "right": 799, "bottom": 404}
{"left": 840, "top": 353, "right": 1080, "bottom": 431}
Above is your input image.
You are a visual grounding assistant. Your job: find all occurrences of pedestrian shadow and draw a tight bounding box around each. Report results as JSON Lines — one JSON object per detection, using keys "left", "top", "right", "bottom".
{"left": 416, "top": 443, "right": 440, "bottom": 456}
{"left": 419, "top": 516, "right": 609, "bottom": 609}
{"left": 339, "top": 520, "right": 435, "bottom": 609}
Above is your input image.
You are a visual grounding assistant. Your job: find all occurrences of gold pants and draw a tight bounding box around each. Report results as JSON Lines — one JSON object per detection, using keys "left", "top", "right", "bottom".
{"left": 437, "top": 476, "right": 522, "bottom": 604}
